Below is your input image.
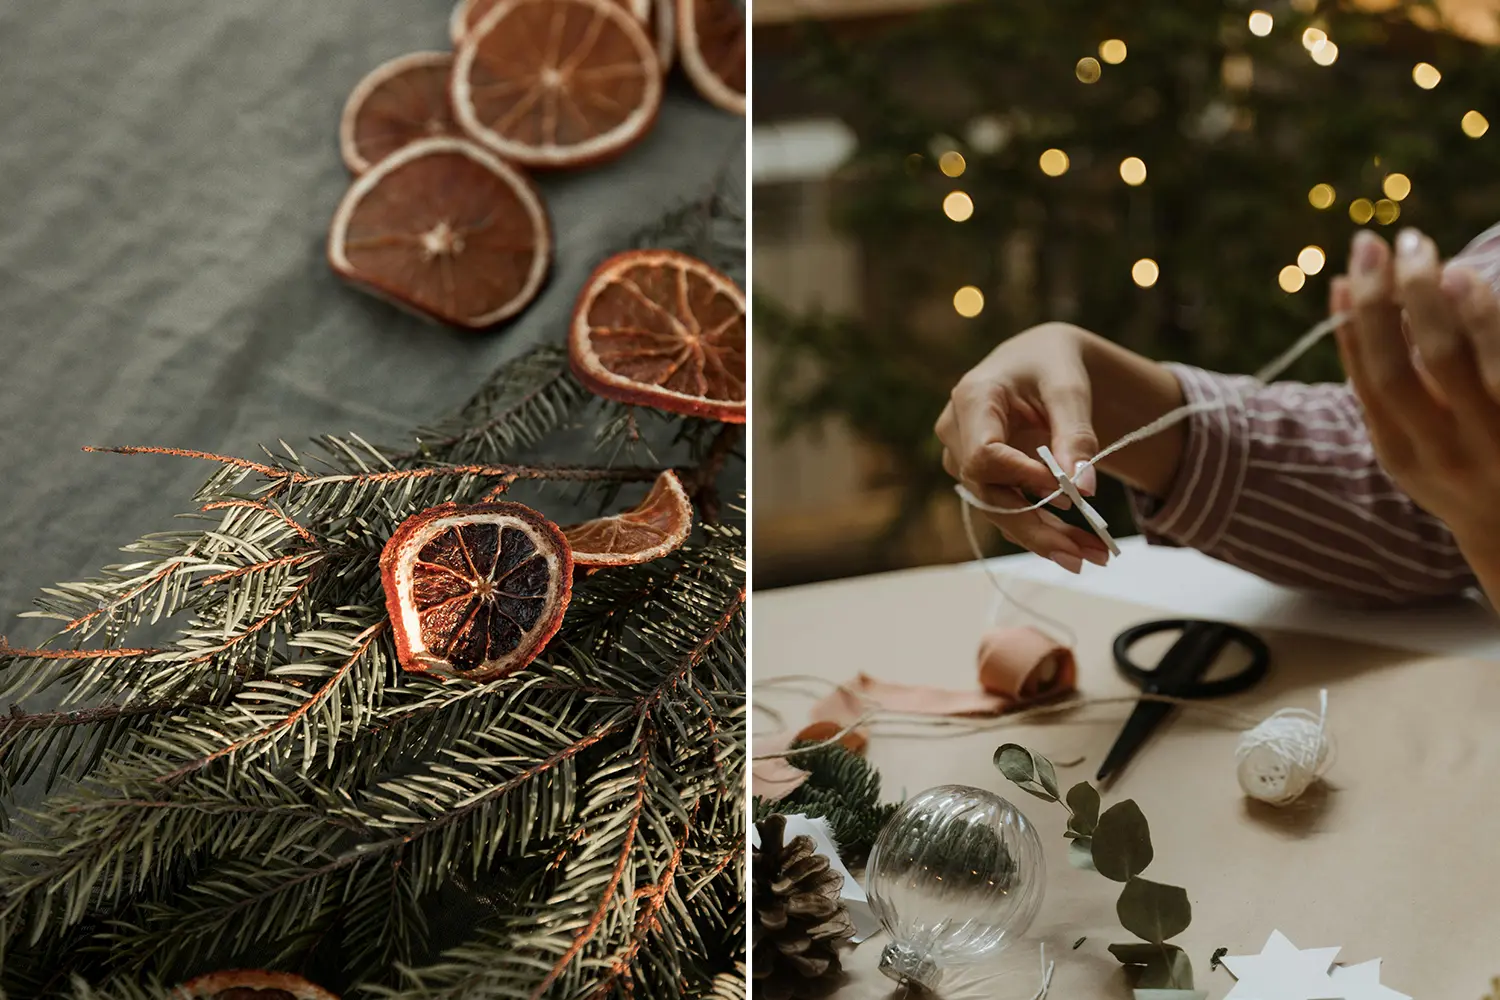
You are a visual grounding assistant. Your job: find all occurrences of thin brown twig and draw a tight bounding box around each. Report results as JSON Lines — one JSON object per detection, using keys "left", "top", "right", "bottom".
{"left": 159, "top": 621, "right": 386, "bottom": 782}
{"left": 0, "top": 641, "right": 162, "bottom": 661}
{"left": 533, "top": 740, "right": 651, "bottom": 1000}
{"left": 86, "top": 445, "right": 662, "bottom": 486}
{"left": 200, "top": 552, "right": 319, "bottom": 587}
{"left": 683, "top": 425, "right": 739, "bottom": 525}
{"left": 1, "top": 694, "right": 213, "bottom": 736}
{"left": 200, "top": 499, "right": 319, "bottom": 547}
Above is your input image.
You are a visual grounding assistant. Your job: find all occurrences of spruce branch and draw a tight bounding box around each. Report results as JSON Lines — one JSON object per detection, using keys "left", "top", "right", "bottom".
{"left": 0, "top": 175, "right": 745, "bottom": 999}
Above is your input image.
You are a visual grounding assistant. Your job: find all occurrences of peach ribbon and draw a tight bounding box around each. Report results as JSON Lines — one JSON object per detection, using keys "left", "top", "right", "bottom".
{"left": 752, "top": 625, "right": 1077, "bottom": 800}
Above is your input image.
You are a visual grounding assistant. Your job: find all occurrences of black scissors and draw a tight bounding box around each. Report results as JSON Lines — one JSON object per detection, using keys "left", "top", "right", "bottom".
{"left": 1096, "top": 619, "right": 1271, "bottom": 783}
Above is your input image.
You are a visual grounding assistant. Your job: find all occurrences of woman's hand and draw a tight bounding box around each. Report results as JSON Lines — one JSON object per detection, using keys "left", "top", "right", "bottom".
{"left": 935, "top": 323, "right": 1107, "bottom": 572}
{"left": 1334, "top": 228, "right": 1500, "bottom": 577}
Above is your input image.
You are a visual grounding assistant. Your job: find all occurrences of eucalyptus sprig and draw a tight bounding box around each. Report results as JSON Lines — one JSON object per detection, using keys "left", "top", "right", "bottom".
{"left": 995, "top": 744, "right": 1199, "bottom": 998}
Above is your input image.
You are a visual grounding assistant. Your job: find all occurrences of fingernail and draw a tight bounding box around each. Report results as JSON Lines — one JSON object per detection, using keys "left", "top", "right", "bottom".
{"left": 1353, "top": 231, "right": 1381, "bottom": 273}
{"left": 1081, "top": 548, "right": 1110, "bottom": 567}
{"left": 1073, "top": 460, "right": 1097, "bottom": 496}
{"left": 1396, "top": 228, "right": 1424, "bottom": 260}
{"left": 1051, "top": 552, "right": 1083, "bottom": 574}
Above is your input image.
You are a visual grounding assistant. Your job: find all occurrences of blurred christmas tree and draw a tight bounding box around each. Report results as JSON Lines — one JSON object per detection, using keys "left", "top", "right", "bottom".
{"left": 756, "top": 0, "right": 1500, "bottom": 555}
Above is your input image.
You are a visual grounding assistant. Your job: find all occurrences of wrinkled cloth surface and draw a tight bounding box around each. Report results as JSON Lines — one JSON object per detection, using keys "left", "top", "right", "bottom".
{"left": 0, "top": 0, "right": 744, "bottom": 645}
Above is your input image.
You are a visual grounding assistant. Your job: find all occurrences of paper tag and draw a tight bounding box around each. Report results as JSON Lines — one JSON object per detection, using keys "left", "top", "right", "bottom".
{"left": 753, "top": 813, "right": 881, "bottom": 943}
{"left": 1037, "top": 446, "right": 1120, "bottom": 556}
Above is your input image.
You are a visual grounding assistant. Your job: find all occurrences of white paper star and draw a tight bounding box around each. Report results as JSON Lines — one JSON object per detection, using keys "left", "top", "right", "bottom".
{"left": 1222, "top": 930, "right": 1342, "bottom": 1000}
{"left": 1329, "top": 960, "right": 1411, "bottom": 1000}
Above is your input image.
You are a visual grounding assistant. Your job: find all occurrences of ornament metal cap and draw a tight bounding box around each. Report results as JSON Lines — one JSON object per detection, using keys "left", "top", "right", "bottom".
{"left": 878, "top": 941, "right": 942, "bottom": 991}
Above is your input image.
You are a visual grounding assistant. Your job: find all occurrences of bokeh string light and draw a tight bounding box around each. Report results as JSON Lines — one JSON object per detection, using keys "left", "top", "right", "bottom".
{"left": 927, "top": 19, "right": 1486, "bottom": 320}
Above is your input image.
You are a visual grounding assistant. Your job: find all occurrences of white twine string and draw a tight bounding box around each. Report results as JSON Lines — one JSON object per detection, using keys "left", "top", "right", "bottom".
{"left": 1029, "top": 942, "right": 1055, "bottom": 1000}
{"left": 1235, "top": 687, "right": 1336, "bottom": 805}
{"left": 956, "top": 313, "right": 1347, "bottom": 519}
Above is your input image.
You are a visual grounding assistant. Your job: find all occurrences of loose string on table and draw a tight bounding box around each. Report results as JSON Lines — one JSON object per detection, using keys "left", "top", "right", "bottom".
{"left": 749, "top": 674, "right": 1261, "bottom": 762}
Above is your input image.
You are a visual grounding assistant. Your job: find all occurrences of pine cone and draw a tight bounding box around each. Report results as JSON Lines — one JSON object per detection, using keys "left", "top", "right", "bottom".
{"left": 753, "top": 814, "right": 856, "bottom": 999}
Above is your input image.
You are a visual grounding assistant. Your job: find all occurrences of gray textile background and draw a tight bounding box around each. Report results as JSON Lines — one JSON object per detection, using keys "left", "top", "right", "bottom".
{"left": 0, "top": 0, "right": 745, "bottom": 646}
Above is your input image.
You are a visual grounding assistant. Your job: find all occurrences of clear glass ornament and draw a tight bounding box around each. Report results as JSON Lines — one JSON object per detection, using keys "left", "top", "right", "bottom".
{"left": 864, "top": 784, "right": 1046, "bottom": 991}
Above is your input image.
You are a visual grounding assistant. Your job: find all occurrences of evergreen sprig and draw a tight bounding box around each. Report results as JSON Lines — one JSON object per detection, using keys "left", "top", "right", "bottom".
{"left": 0, "top": 185, "right": 745, "bottom": 999}
{"left": 752, "top": 742, "right": 897, "bottom": 862}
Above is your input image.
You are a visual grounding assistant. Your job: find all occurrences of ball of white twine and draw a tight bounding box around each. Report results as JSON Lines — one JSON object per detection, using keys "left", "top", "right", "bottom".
{"left": 1235, "top": 689, "right": 1334, "bottom": 806}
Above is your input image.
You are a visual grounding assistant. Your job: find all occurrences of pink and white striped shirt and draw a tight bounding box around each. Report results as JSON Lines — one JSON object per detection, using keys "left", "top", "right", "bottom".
{"left": 1125, "top": 222, "right": 1500, "bottom": 607}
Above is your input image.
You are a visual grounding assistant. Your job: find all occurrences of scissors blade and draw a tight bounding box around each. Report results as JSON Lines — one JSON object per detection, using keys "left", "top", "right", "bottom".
{"left": 1095, "top": 698, "right": 1173, "bottom": 782}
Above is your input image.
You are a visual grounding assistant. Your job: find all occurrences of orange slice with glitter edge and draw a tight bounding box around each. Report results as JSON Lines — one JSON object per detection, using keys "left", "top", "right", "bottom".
{"left": 452, "top": 0, "right": 650, "bottom": 45}
{"left": 327, "top": 136, "right": 551, "bottom": 330}
{"left": 451, "top": 0, "right": 663, "bottom": 170}
{"left": 678, "top": 0, "right": 743, "bottom": 115}
{"left": 568, "top": 249, "right": 746, "bottom": 423}
{"left": 338, "top": 51, "right": 461, "bottom": 175}
{"left": 174, "top": 970, "right": 340, "bottom": 1000}
{"left": 562, "top": 470, "right": 693, "bottom": 566}
{"left": 380, "top": 502, "right": 573, "bottom": 683}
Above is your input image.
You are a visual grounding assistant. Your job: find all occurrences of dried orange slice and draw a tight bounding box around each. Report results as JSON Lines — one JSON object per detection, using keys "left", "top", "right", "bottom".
{"left": 327, "top": 136, "right": 551, "bottom": 330}
{"left": 651, "top": 0, "right": 677, "bottom": 73}
{"left": 452, "top": 0, "right": 650, "bottom": 44}
{"left": 569, "top": 250, "right": 745, "bottom": 422}
{"left": 338, "top": 51, "right": 459, "bottom": 175}
{"left": 678, "top": 0, "right": 744, "bottom": 115}
{"left": 380, "top": 501, "right": 572, "bottom": 682}
{"left": 175, "top": 970, "right": 339, "bottom": 1000}
{"left": 563, "top": 470, "right": 693, "bottom": 566}
{"left": 451, "top": 0, "right": 663, "bottom": 169}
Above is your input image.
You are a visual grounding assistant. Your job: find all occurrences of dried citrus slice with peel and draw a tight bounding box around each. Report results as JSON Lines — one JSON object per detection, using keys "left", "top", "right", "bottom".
{"left": 339, "top": 51, "right": 460, "bottom": 175}
{"left": 678, "top": 0, "right": 744, "bottom": 115}
{"left": 569, "top": 250, "right": 746, "bottom": 422}
{"left": 380, "top": 501, "right": 572, "bottom": 682}
{"left": 175, "top": 971, "right": 339, "bottom": 1000}
{"left": 563, "top": 470, "right": 693, "bottom": 566}
{"left": 651, "top": 0, "right": 676, "bottom": 72}
{"left": 452, "top": 0, "right": 663, "bottom": 169}
{"left": 328, "top": 136, "right": 551, "bottom": 330}
{"left": 453, "top": 0, "right": 649, "bottom": 43}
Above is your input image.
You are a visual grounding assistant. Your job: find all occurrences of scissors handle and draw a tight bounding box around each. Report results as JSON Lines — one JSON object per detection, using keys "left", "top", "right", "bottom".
{"left": 1112, "top": 619, "right": 1269, "bottom": 699}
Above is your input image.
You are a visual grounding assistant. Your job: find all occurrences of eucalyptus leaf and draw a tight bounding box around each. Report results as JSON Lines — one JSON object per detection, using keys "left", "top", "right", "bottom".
{"left": 1066, "top": 781, "right": 1100, "bottom": 836}
{"left": 1068, "top": 839, "right": 1095, "bottom": 870}
{"left": 994, "top": 744, "right": 1036, "bottom": 784}
{"left": 993, "top": 744, "right": 1060, "bottom": 802}
{"left": 1116, "top": 877, "right": 1191, "bottom": 944}
{"left": 1108, "top": 943, "right": 1194, "bottom": 989}
{"left": 1091, "top": 799, "right": 1152, "bottom": 882}
{"left": 1034, "top": 752, "right": 1060, "bottom": 800}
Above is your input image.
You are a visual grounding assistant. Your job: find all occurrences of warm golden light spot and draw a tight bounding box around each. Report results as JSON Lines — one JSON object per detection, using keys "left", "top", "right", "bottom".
{"left": 1463, "top": 110, "right": 1489, "bottom": 137}
{"left": 953, "top": 286, "right": 985, "bottom": 317}
{"left": 1248, "top": 10, "right": 1274, "bottom": 36}
{"left": 1382, "top": 173, "right": 1411, "bottom": 201}
{"left": 1349, "top": 198, "right": 1375, "bottom": 224}
{"left": 1302, "top": 27, "right": 1327, "bottom": 50}
{"left": 1279, "top": 265, "right": 1307, "bottom": 293}
{"left": 1374, "top": 199, "right": 1400, "bottom": 224}
{"left": 1132, "top": 258, "right": 1160, "bottom": 288}
{"left": 1100, "top": 39, "right": 1127, "bottom": 64}
{"left": 1119, "top": 157, "right": 1147, "bottom": 186}
{"left": 1298, "top": 246, "right": 1326, "bottom": 275}
{"left": 1311, "top": 41, "right": 1338, "bottom": 65}
{"left": 1222, "top": 54, "right": 1254, "bottom": 89}
{"left": 939, "top": 151, "right": 966, "bottom": 177}
{"left": 1039, "top": 148, "right": 1070, "bottom": 176}
{"left": 1308, "top": 183, "right": 1336, "bottom": 209}
{"left": 1076, "top": 57, "right": 1102, "bottom": 83}
{"left": 1413, "top": 62, "right": 1441, "bottom": 89}
{"left": 943, "top": 191, "right": 974, "bottom": 222}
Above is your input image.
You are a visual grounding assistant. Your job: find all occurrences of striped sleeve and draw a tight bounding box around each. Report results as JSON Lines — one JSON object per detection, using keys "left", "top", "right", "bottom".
{"left": 1125, "top": 364, "right": 1478, "bottom": 606}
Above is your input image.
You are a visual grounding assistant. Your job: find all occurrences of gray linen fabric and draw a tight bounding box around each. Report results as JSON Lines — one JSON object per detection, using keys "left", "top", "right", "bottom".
{"left": 0, "top": 0, "right": 745, "bottom": 647}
